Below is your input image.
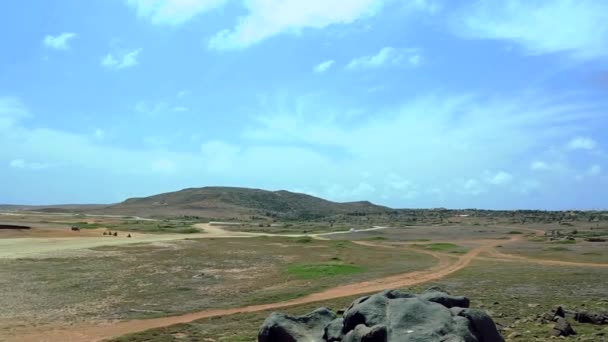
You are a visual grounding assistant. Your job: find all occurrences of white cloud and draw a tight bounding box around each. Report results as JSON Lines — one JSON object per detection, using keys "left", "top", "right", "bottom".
{"left": 9, "top": 159, "right": 25, "bottom": 168}
{"left": 346, "top": 47, "right": 422, "bottom": 70}
{"left": 101, "top": 49, "right": 142, "bottom": 70}
{"left": 530, "top": 161, "right": 549, "bottom": 171}
{"left": 172, "top": 106, "right": 189, "bottom": 112}
{"left": 9, "top": 159, "right": 51, "bottom": 170}
{"left": 0, "top": 97, "right": 30, "bottom": 129}
{"left": 135, "top": 101, "right": 187, "bottom": 116}
{"left": 463, "top": 179, "right": 484, "bottom": 195}
{"left": 313, "top": 59, "right": 335, "bottom": 73}
{"left": 208, "top": 0, "right": 385, "bottom": 50}
{"left": 127, "top": 0, "right": 228, "bottom": 25}
{"left": 587, "top": 164, "right": 601, "bottom": 176}
{"left": 94, "top": 129, "right": 105, "bottom": 139}
{"left": 486, "top": 171, "right": 513, "bottom": 185}
{"left": 177, "top": 89, "right": 191, "bottom": 97}
{"left": 383, "top": 173, "right": 418, "bottom": 199}
{"left": 43, "top": 32, "right": 77, "bottom": 50}
{"left": 455, "top": 0, "right": 608, "bottom": 60}
{"left": 567, "top": 136, "right": 597, "bottom": 150}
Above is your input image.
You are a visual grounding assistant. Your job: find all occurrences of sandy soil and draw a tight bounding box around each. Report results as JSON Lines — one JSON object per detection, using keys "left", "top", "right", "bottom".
{"left": 0, "top": 224, "right": 258, "bottom": 259}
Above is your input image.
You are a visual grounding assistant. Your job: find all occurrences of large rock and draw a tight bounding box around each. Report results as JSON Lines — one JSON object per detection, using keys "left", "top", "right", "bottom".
{"left": 258, "top": 307, "right": 337, "bottom": 342}
{"left": 550, "top": 317, "right": 576, "bottom": 337}
{"left": 259, "top": 289, "right": 504, "bottom": 342}
{"left": 574, "top": 310, "right": 608, "bottom": 325}
{"left": 419, "top": 286, "right": 470, "bottom": 309}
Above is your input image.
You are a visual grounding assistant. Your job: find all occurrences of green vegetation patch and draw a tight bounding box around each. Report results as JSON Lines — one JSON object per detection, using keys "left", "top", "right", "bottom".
{"left": 551, "top": 239, "right": 577, "bottom": 244}
{"left": 544, "top": 246, "right": 570, "bottom": 252}
{"left": 294, "top": 236, "right": 313, "bottom": 243}
{"left": 71, "top": 222, "right": 103, "bottom": 229}
{"left": 286, "top": 263, "right": 365, "bottom": 279}
{"left": 507, "top": 230, "right": 523, "bottom": 234}
{"left": 423, "top": 243, "right": 465, "bottom": 252}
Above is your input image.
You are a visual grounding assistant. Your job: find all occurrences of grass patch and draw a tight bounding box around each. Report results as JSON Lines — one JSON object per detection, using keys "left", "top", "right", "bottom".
{"left": 544, "top": 246, "right": 570, "bottom": 251}
{"left": 423, "top": 243, "right": 463, "bottom": 252}
{"left": 551, "top": 239, "right": 576, "bottom": 244}
{"left": 171, "top": 227, "right": 201, "bottom": 234}
{"left": 71, "top": 222, "right": 103, "bottom": 229}
{"left": 286, "top": 263, "right": 365, "bottom": 279}
{"left": 365, "top": 236, "right": 387, "bottom": 241}
{"left": 507, "top": 230, "right": 523, "bottom": 234}
{"left": 528, "top": 236, "right": 546, "bottom": 242}
{"left": 294, "top": 236, "right": 313, "bottom": 243}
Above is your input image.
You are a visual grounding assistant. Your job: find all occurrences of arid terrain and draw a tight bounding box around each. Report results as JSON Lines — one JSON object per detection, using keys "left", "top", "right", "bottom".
{"left": 1, "top": 188, "right": 607, "bottom": 341}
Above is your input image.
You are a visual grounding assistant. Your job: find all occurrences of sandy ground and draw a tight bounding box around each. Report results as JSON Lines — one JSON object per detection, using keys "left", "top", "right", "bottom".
{"left": 0, "top": 224, "right": 393, "bottom": 259}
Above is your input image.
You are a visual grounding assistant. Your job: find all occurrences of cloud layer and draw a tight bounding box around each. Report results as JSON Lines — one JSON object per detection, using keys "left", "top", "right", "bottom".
{"left": 43, "top": 32, "right": 77, "bottom": 50}
{"left": 455, "top": 0, "right": 608, "bottom": 60}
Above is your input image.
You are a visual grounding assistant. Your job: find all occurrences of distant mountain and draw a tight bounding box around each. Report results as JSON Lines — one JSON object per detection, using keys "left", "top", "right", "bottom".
{"left": 92, "top": 187, "right": 390, "bottom": 219}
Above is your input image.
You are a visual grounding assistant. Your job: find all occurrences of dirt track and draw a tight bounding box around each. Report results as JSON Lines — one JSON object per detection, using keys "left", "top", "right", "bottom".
{"left": 5, "top": 227, "right": 608, "bottom": 342}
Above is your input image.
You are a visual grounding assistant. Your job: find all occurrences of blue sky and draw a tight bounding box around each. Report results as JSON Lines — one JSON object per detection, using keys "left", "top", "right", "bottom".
{"left": 1, "top": 0, "right": 608, "bottom": 209}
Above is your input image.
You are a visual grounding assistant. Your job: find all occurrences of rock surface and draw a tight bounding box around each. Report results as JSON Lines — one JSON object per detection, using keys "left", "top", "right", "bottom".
{"left": 259, "top": 307, "right": 337, "bottom": 342}
{"left": 258, "top": 288, "right": 504, "bottom": 342}
{"left": 550, "top": 317, "right": 576, "bottom": 337}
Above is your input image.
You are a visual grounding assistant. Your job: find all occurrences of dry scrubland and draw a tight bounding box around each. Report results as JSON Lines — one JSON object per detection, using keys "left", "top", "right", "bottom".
{"left": 0, "top": 209, "right": 607, "bottom": 341}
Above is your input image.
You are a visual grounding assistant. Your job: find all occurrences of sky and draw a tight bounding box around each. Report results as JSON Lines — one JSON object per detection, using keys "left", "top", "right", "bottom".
{"left": 1, "top": 0, "right": 608, "bottom": 209}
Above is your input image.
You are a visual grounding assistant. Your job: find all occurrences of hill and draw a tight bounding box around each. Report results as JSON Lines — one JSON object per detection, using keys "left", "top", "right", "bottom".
{"left": 91, "top": 187, "right": 390, "bottom": 220}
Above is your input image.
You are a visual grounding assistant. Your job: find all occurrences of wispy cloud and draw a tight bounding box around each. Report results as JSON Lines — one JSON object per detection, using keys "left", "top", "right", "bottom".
{"left": 126, "top": 0, "right": 228, "bottom": 25}
{"left": 3, "top": 90, "right": 606, "bottom": 208}
{"left": 135, "top": 100, "right": 188, "bottom": 116}
{"left": 313, "top": 59, "right": 335, "bottom": 73}
{"left": 455, "top": 0, "right": 608, "bottom": 60}
{"left": 346, "top": 47, "right": 422, "bottom": 70}
{"left": 208, "top": 0, "right": 386, "bottom": 50}
{"left": 587, "top": 164, "right": 601, "bottom": 176}
{"left": 101, "top": 49, "right": 142, "bottom": 70}
{"left": 93, "top": 129, "right": 105, "bottom": 139}
{"left": 0, "top": 96, "right": 30, "bottom": 128}
{"left": 485, "top": 171, "right": 513, "bottom": 185}
{"left": 9, "top": 159, "right": 52, "bottom": 170}
{"left": 43, "top": 32, "right": 77, "bottom": 50}
{"left": 241, "top": 91, "right": 607, "bottom": 206}
{"left": 567, "top": 136, "right": 597, "bottom": 150}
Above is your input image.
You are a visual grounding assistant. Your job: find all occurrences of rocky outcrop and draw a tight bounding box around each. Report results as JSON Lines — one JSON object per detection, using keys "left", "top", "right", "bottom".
{"left": 550, "top": 317, "right": 576, "bottom": 337}
{"left": 258, "top": 288, "right": 504, "bottom": 342}
{"left": 259, "top": 308, "right": 337, "bottom": 342}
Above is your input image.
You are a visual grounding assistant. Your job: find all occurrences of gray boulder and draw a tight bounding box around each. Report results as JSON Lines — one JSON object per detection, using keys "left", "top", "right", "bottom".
{"left": 343, "top": 324, "right": 387, "bottom": 342}
{"left": 419, "top": 287, "right": 470, "bottom": 309}
{"left": 258, "top": 290, "right": 503, "bottom": 342}
{"left": 324, "top": 318, "right": 345, "bottom": 342}
{"left": 550, "top": 317, "right": 576, "bottom": 337}
{"left": 258, "top": 307, "right": 337, "bottom": 342}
